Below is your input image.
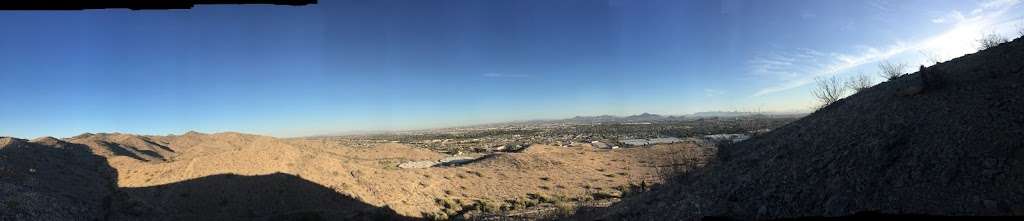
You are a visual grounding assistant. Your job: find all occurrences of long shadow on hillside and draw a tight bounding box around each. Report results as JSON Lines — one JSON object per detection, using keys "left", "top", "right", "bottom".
{"left": 0, "top": 139, "right": 414, "bottom": 221}
{"left": 93, "top": 140, "right": 161, "bottom": 161}
{"left": 112, "top": 173, "right": 414, "bottom": 221}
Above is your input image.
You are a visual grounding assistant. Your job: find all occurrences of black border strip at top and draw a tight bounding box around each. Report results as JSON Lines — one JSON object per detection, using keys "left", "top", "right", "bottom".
{"left": 0, "top": 0, "right": 317, "bottom": 10}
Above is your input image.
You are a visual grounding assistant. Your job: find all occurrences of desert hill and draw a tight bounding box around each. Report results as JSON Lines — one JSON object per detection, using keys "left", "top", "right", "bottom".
{"left": 2, "top": 129, "right": 704, "bottom": 219}
{"left": 2, "top": 134, "right": 409, "bottom": 221}
{"left": 596, "top": 37, "right": 1024, "bottom": 219}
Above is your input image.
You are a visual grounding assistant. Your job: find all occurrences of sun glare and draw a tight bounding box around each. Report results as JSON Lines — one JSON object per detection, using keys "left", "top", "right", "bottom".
{"left": 919, "top": 21, "right": 985, "bottom": 61}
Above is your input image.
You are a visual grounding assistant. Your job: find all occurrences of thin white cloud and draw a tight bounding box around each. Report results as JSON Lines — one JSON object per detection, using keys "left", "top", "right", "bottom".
{"left": 933, "top": 10, "right": 967, "bottom": 24}
{"left": 704, "top": 88, "right": 725, "bottom": 97}
{"left": 751, "top": 1, "right": 1021, "bottom": 97}
{"left": 752, "top": 43, "right": 909, "bottom": 96}
{"left": 482, "top": 73, "right": 529, "bottom": 78}
{"left": 867, "top": 0, "right": 892, "bottom": 12}
{"left": 982, "top": 0, "right": 1022, "bottom": 10}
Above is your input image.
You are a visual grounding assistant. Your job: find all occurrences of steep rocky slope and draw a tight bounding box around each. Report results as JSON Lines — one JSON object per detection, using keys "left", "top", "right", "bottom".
{"left": 599, "top": 37, "right": 1024, "bottom": 220}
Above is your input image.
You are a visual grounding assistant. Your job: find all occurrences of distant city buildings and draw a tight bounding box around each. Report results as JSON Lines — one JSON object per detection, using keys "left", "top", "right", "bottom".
{"left": 338, "top": 115, "right": 797, "bottom": 153}
{"left": 590, "top": 141, "right": 612, "bottom": 149}
{"left": 619, "top": 137, "right": 684, "bottom": 146}
{"left": 703, "top": 134, "right": 751, "bottom": 143}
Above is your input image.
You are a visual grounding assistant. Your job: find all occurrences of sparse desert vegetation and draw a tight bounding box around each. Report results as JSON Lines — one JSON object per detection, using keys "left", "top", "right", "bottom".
{"left": 845, "top": 73, "right": 875, "bottom": 92}
{"left": 877, "top": 60, "right": 908, "bottom": 80}
{"left": 4, "top": 1, "right": 1023, "bottom": 221}
{"left": 1, "top": 118, "right": 739, "bottom": 220}
{"left": 6, "top": 111, "right": 786, "bottom": 220}
{"left": 811, "top": 76, "right": 849, "bottom": 108}
{"left": 978, "top": 32, "right": 1009, "bottom": 50}
{"left": 587, "top": 33, "right": 1024, "bottom": 221}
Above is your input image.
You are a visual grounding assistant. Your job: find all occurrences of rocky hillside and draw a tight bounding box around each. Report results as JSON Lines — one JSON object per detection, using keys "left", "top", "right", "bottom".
{"left": 597, "top": 37, "right": 1024, "bottom": 220}
{"left": 0, "top": 137, "right": 117, "bottom": 221}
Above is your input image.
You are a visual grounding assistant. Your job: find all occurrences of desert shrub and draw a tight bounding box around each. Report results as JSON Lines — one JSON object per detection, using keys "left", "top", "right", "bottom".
{"left": 571, "top": 194, "right": 594, "bottom": 202}
{"left": 1018, "top": 22, "right": 1024, "bottom": 37}
{"left": 612, "top": 183, "right": 646, "bottom": 198}
{"left": 811, "top": 76, "right": 849, "bottom": 108}
{"left": 522, "top": 197, "right": 539, "bottom": 207}
{"left": 422, "top": 211, "right": 448, "bottom": 221}
{"left": 528, "top": 193, "right": 563, "bottom": 204}
{"left": 554, "top": 202, "right": 576, "bottom": 216}
{"left": 474, "top": 199, "right": 501, "bottom": 213}
{"left": 978, "top": 32, "right": 1008, "bottom": 50}
{"left": 653, "top": 142, "right": 706, "bottom": 185}
{"left": 845, "top": 74, "right": 874, "bottom": 92}
{"left": 1015, "top": 21, "right": 1024, "bottom": 36}
{"left": 919, "top": 50, "right": 943, "bottom": 65}
{"left": 500, "top": 202, "right": 514, "bottom": 211}
{"left": 591, "top": 190, "right": 622, "bottom": 200}
{"left": 435, "top": 197, "right": 462, "bottom": 212}
{"left": 504, "top": 197, "right": 539, "bottom": 210}
{"left": 502, "top": 198, "right": 533, "bottom": 211}
{"left": 877, "top": 61, "right": 908, "bottom": 80}
{"left": 442, "top": 208, "right": 457, "bottom": 217}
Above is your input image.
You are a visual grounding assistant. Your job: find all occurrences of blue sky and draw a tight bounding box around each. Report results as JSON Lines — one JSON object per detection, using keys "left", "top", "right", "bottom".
{"left": 1, "top": 0, "right": 1022, "bottom": 138}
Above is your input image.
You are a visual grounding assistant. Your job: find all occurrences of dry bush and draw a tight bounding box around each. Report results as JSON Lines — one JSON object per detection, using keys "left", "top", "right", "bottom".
{"left": 978, "top": 33, "right": 1008, "bottom": 50}
{"left": 878, "top": 61, "right": 907, "bottom": 80}
{"left": 845, "top": 74, "right": 874, "bottom": 92}
{"left": 811, "top": 76, "right": 849, "bottom": 108}
{"left": 423, "top": 211, "right": 448, "bottom": 221}
{"left": 554, "top": 202, "right": 576, "bottom": 216}
{"left": 653, "top": 144, "right": 706, "bottom": 184}
{"left": 1017, "top": 22, "right": 1024, "bottom": 37}
{"left": 919, "top": 50, "right": 943, "bottom": 65}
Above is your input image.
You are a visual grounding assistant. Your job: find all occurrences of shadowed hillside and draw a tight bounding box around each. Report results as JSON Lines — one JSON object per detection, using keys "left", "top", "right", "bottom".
{"left": 0, "top": 137, "right": 117, "bottom": 221}
{"left": 592, "top": 37, "right": 1024, "bottom": 220}
{"left": 109, "top": 173, "right": 410, "bottom": 221}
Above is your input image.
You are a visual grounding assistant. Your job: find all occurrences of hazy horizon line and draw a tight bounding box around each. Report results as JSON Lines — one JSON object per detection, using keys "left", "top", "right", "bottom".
{"left": 2, "top": 109, "right": 811, "bottom": 140}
